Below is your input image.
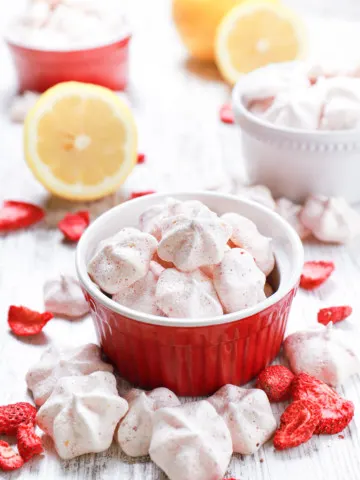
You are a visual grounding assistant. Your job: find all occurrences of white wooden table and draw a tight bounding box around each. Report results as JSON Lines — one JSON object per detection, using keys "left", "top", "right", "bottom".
{"left": 0, "top": 1, "right": 360, "bottom": 479}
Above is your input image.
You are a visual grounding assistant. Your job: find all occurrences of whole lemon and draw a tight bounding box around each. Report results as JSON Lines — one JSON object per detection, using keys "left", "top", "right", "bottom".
{"left": 172, "top": 0, "right": 279, "bottom": 62}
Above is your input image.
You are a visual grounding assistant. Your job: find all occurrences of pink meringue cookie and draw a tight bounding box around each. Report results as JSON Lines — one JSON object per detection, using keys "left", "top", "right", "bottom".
{"left": 200, "top": 244, "right": 231, "bottom": 278}
{"left": 26, "top": 343, "right": 113, "bottom": 406}
{"left": 300, "top": 195, "right": 360, "bottom": 244}
{"left": 276, "top": 197, "right": 311, "bottom": 240}
{"left": 43, "top": 274, "right": 89, "bottom": 318}
{"left": 260, "top": 85, "right": 325, "bottom": 130}
{"left": 149, "top": 400, "right": 232, "bottom": 480}
{"left": 157, "top": 214, "right": 232, "bottom": 272}
{"left": 207, "top": 384, "right": 277, "bottom": 454}
{"left": 222, "top": 213, "right": 274, "bottom": 276}
{"left": 139, "top": 197, "right": 182, "bottom": 240}
{"left": 284, "top": 324, "right": 360, "bottom": 386}
{"left": 155, "top": 268, "right": 223, "bottom": 318}
{"left": 236, "top": 185, "right": 276, "bottom": 210}
{"left": 117, "top": 387, "right": 180, "bottom": 457}
{"left": 37, "top": 371, "right": 128, "bottom": 459}
{"left": 113, "top": 261, "right": 164, "bottom": 316}
{"left": 213, "top": 248, "right": 266, "bottom": 314}
{"left": 88, "top": 227, "right": 158, "bottom": 294}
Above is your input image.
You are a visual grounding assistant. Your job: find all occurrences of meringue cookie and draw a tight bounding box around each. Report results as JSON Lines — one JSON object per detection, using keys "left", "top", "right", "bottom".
{"left": 213, "top": 248, "right": 266, "bottom": 313}
{"left": 236, "top": 184, "right": 276, "bottom": 210}
{"left": 9, "top": 91, "right": 39, "bottom": 123}
{"left": 157, "top": 214, "right": 232, "bottom": 272}
{"left": 139, "top": 197, "right": 182, "bottom": 240}
{"left": 260, "top": 84, "right": 325, "bottom": 130}
{"left": 222, "top": 213, "right": 274, "bottom": 275}
{"left": 276, "top": 197, "right": 311, "bottom": 240}
{"left": 26, "top": 343, "right": 113, "bottom": 406}
{"left": 113, "top": 261, "right": 164, "bottom": 316}
{"left": 88, "top": 227, "right": 158, "bottom": 294}
{"left": 37, "top": 372, "right": 128, "bottom": 459}
{"left": 149, "top": 400, "right": 232, "bottom": 480}
{"left": 155, "top": 268, "right": 223, "bottom": 318}
{"left": 43, "top": 274, "right": 89, "bottom": 318}
{"left": 207, "top": 384, "right": 277, "bottom": 454}
{"left": 284, "top": 324, "right": 360, "bottom": 386}
{"left": 117, "top": 387, "right": 180, "bottom": 457}
{"left": 300, "top": 195, "right": 360, "bottom": 244}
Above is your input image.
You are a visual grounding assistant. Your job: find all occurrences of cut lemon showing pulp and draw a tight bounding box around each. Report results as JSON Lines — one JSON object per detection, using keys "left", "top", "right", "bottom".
{"left": 215, "top": 2, "right": 307, "bottom": 85}
{"left": 24, "top": 82, "right": 137, "bottom": 201}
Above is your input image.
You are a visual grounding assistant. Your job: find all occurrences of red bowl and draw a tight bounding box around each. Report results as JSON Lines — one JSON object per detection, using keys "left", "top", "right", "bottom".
{"left": 6, "top": 35, "right": 131, "bottom": 93}
{"left": 76, "top": 192, "right": 304, "bottom": 396}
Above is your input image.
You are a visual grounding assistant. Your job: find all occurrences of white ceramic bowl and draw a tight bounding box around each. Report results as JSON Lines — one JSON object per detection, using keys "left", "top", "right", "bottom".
{"left": 232, "top": 62, "right": 360, "bottom": 204}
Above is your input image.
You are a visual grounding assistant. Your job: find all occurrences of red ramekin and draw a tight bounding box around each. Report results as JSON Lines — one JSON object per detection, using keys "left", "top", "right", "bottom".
{"left": 6, "top": 35, "right": 131, "bottom": 93}
{"left": 76, "top": 192, "right": 304, "bottom": 396}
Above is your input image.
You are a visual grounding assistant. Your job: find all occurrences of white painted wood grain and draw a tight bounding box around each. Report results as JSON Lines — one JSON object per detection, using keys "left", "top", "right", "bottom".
{"left": 0, "top": 0, "right": 360, "bottom": 478}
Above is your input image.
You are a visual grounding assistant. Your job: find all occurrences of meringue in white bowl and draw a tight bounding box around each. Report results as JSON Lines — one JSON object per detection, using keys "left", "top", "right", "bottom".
{"left": 232, "top": 61, "right": 360, "bottom": 204}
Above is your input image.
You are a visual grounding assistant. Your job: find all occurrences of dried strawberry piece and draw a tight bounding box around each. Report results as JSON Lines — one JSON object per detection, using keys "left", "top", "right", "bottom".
{"left": 300, "top": 261, "right": 335, "bottom": 290}
{"left": 292, "top": 373, "right": 355, "bottom": 434}
{"left": 130, "top": 190, "right": 156, "bottom": 200}
{"left": 0, "top": 402, "right": 37, "bottom": 436}
{"left": 137, "top": 153, "right": 146, "bottom": 164}
{"left": 257, "top": 365, "right": 295, "bottom": 402}
{"left": 220, "top": 104, "right": 235, "bottom": 124}
{"left": 274, "top": 400, "right": 321, "bottom": 450}
{"left": 8, "top": 306, "right": 53, "bottom": 336}
{"left": 17, "top": 422, "right": 43, "bottom": 462}
{"left": 58, "top": 210, "right": 90, "bottom": 242}
{"left": 318, "top": 306, "right": 352, "bottom": 326}
{"left": 0, "top": 201, "right": 45, "bottom": 232}
{"left": 0, "top": 440, "right": 24, "bottom": 471}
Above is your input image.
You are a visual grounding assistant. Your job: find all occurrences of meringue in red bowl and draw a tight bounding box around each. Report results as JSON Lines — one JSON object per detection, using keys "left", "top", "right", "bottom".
{"left": 76, "top": 192, "right": 303, "bottom": 396}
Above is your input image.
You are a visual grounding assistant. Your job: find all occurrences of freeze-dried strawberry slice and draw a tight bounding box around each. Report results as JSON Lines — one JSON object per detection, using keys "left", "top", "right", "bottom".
{"left": 8, "top": 306, "right": 53, "bottom": 336}
{"left": 257, "top": 365, "right": 295, "bottom": 402}
{"left": 58, "top": 210, "right": 90, "bottom": 242}
{"left": 17, "top": 422, "right": 43, "bottom": 462}
{"left": 220, "top": 104, "right": 235, "bottom": 124}
{"left": 292, "top": 373, "right": 355, "bottom": 434}
{"left": 0, "top": 402, "right": 37, "bottom": 436}
{"left": 274, "top": 400, "right": 321, "bottom": 450}
{"left": 137, "top": 153, "right": 146, "bottom": 164}
{"left": 318, "top": 306, "right": 352, "bottom": 326}
{"left": 130, "top": 190, "right": 156, "bottom": 199}
{"left": 300, "top": 261, "right": 335, "bottom": 290}
{"left": 0, "top": 201, "right": 45, "bottom": 232}
{"left": 0, "top": 441, "right": 24, "bottom": 471}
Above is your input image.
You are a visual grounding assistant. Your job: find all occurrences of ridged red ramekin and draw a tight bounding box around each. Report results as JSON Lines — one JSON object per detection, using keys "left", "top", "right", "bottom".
{"left": 6, "top": 35, "right": 131, "bottom": 93}
{"left": 76, "top": 192, "right": 304, "bottom": 396}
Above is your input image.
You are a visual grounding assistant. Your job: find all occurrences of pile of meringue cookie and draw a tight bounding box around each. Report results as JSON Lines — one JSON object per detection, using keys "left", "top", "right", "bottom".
{"left": 88, "top": 197, "right": 275, "bottom": 318}
{"left": 7, "top": 0, "right": 128, "bottom": 51}
{"left": 244, "top": 62, "right": 360, "bottom": 131}
{"left": 238, "top": 184, "right": 360, "bottom": 244}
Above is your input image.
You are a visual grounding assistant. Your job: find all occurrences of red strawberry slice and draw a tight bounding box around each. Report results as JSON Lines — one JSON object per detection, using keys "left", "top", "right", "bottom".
{"left": 130, "top": 190, "right": 156, "bottom": 199}
{"left": 0, "top": 402, "right": 37, "bottom": 436}
{"left": 292, "top": 373, "right": 354, "bottom": 434}
{"left": 0, "top": 441, "right": 24, "bottom": 471}
{"left": 274, "top": 400, "right": 321, "bottom": 450}
{"left": 0, "top": 201, "right": 45, "bottom": 232}
{"left": 318, "top": 306, "right": 352, "bottom": 326}
{"left": 17, "top": 422, "right": 43, "bottom": 462}
{"left": 58, "top": 210, "right": 90, "bottom": 242}
{"left": 220, "top": 103, "right": 235, "bottom": 124}
{"left": 300, "top": 261, "right": 335, "bottom": 290}
{"left": 257, "top": 365, "right": 295, "bottom": 402}
{"left": 8, "top": 306, "right": 53, "bottom": 336}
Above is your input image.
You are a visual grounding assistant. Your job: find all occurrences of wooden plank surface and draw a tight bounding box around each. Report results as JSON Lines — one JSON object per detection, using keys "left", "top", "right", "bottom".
{"left": 0, "top": 0, "right": 360, "bottom": 479}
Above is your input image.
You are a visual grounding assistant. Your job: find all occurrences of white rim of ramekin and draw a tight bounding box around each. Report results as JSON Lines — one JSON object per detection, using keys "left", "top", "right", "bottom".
{"left": 232, "top": 61, "right": 360, "bottom": 141}
{"left": 76, "top": 191, "right": 304, "bottom": 328}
